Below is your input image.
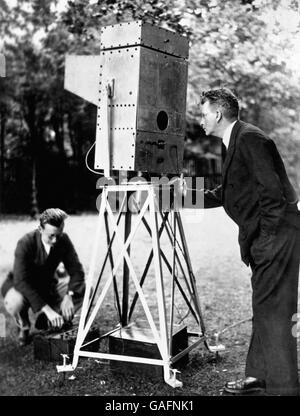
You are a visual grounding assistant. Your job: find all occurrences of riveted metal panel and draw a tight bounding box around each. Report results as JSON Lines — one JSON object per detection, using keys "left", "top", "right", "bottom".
{"left": 135, "top": 131, "right": 184, "bottom": 174}
{"left": 94, "top": 48, "right": 140, "bottom": 171}
{"left": 101, "top": 21, "right": 142, "bottom": 51}
{"left": 100, "top": 21, "right": 189, "bottom": 59}
{"left": 141, "top": 22, "right": 189, "bottom": 59}
{"left": 64, "top": 55, "right": 103, "bottom": 105}
{"left": 110, "top": 130, "right": 137, "bottom": 171}
{"left": 137, "top": 47, "right": 188, "bottom": 136}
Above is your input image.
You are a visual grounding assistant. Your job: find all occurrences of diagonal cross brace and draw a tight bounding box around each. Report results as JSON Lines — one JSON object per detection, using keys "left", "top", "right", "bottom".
{"left": 77, "top": 191, "right": 151, "bottom": 346}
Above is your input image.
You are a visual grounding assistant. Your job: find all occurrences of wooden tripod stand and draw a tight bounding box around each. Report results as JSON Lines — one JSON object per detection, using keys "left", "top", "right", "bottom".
{"left": 57, "top": 182, "right": 224, "bottom": 388}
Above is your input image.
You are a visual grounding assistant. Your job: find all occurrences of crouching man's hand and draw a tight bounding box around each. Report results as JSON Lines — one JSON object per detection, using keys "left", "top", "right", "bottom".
{"left": 42, "top": 305, "right": 64, "bottom": 328}
{"left": 60, "top": 293, "right": 74, "bottom": 322}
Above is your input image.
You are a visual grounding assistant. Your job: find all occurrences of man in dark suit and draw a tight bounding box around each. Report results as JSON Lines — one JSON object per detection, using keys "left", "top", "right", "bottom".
{"left": 200, "top": 88, "right": 300, "bottom": 396}
{"left": 1, "top": 208, "right": 85, "bottom": 346}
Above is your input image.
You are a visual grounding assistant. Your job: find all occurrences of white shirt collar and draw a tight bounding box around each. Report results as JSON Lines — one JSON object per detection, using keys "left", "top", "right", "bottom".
{"left": 41, "top": 238, "right": 51, "bottom": 255}
{"left": 223, "top": 120, "right": 237, "bottom": 149}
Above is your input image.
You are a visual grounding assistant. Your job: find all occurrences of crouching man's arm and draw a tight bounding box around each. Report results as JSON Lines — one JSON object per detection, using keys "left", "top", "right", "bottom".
{"left": 13, "top": 237, "right": 47, "bottom": 313}
{"left": 14, "top": 236, "right": 65, "bottom": 328}
{"left": 59, "top": 293, "right": 74, "bottom": 322}
{"left": 61, "top": 234, "right": 85, "bottom": 320}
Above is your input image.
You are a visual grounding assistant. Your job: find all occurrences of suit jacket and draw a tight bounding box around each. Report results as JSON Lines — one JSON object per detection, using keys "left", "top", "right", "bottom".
{"left": 1, "top": 229, "right": 85, "bottom": 312}
{"left": 204, "top": 120, "right": 300, "bottom": 265}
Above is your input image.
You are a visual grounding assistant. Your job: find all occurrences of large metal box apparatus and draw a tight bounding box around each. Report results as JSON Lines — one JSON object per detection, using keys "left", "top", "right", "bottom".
{"left": 64, "top": 21, "right": 189, "bottom": 175}
{"left": 108, "top": 321, "right": 188, "bottom": 378}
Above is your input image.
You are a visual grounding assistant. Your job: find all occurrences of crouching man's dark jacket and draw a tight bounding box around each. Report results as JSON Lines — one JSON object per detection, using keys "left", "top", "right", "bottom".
{"left": 1, "top": 229, "right": 85, "bottom": 312}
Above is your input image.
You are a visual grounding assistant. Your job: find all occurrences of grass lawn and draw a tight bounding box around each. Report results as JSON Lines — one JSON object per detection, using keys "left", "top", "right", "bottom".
{"left": 0, "top": 209, "right": 298, "bottom": 396}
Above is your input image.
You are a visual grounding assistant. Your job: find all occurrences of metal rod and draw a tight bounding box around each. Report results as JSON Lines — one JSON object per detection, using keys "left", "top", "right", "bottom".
{"left": 128, "top": 247, "right": 153, "bottom": 321}
{"left": 105, "top": 211, "right": 121, "bottom": 321}
{"left": 128, "top": 210, "right": 170, "bottom": 321}
{"left": 159, "top": 210, "right": 195, "bottom": 299}
{"left": 103, "top": 79, "right": 114, "bottom": 177}
{"left": 170, "top": 336, "right": 206, "bottom": 364}
{"left": 131, "top": 210, "right": 199, "bottom": 323}
{"left": 86, "top": 193, "right": 126, "bottom": 320}
{"left": 122, "top": 209, "right": 132, "bottom": 326}
{"left": 158, "top": 210, "right": 198, "bottom": 323}
{"left": 78, "top": 350, "right": 165, "bottom": 366}
{"left": 106, "top": 195, "right": 165, "bottom": 357}
{"left": 72, "top": 189, "right": 107, "bottom": 364}
{"left": 168, "top": 212, "right": 176, "bottom": 356}
{"left": 80, "top": 193, "right": 151, "bottom": 344}
{"left": 149, "top": 187, "right": 169, "bottom": 361}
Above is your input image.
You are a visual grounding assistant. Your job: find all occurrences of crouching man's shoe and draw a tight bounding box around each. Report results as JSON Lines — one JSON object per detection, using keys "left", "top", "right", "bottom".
{"left": 18, "top": 328, "right": 31, "bottom": 346}
{"left": 224, "top": 377, "right": 266, "bottom": 395}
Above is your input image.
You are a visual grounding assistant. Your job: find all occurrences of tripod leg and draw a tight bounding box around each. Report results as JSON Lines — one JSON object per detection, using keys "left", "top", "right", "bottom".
{"left": 105, "top": 211, "right": 121, "bottom": 321}
{"left": 149, "top": 189, "right": 183, "bottom": 387}
{"left": 168, "top": 212, "right": 176, "bottom": 356}
{"left": 72, "top": 190, "right": 108, "bottom": 370}
{"left": 122, "top": 210, "right": 131, "bottom": 326}
{"left": 86, "top": 194, "right": 127, "bottom": 318}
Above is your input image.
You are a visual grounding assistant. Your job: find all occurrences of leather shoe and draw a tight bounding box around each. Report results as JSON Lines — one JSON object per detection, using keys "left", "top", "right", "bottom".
{"left": 18, "top": 328, "right": 31, "bottom": 346}
{"left": 224, "top": 377, "right": 266, "bottom": 394}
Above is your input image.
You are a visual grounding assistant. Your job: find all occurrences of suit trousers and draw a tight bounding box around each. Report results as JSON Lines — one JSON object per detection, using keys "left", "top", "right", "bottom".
{"left": 3, "top": 276, "right": 83, "bottom": 329}
{"left": 246, "top": 223, "right": 300, "bottom": 395}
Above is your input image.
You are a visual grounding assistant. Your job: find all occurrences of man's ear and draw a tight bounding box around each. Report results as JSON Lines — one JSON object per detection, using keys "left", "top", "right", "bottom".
{"left": 216, "top": 110, "right": 222, "bottom": 123}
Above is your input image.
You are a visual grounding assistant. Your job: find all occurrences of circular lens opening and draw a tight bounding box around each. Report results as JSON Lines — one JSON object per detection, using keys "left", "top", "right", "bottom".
{"left": 157, "top": 111, "right": 169, "bottom": 131}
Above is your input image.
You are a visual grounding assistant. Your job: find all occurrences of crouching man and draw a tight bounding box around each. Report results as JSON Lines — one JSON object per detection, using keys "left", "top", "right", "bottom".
{"left": 1, "top": 208, "right": 85, "bottom": 346}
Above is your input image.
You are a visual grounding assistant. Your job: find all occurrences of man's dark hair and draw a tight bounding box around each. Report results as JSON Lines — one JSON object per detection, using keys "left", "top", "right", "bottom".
{"left": 39, "top": 208, "right": 68, "bottom": 229}
{"left": 201, "top": 88, "right": 239, "bottom": 120}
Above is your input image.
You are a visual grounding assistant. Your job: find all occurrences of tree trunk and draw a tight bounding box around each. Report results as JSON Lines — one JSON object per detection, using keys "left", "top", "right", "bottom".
{"left": 24, "top": 94, "right": 41, "bottom": 217}
{"left": 30, "top": 159, "right": 39, "bottom": 218}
